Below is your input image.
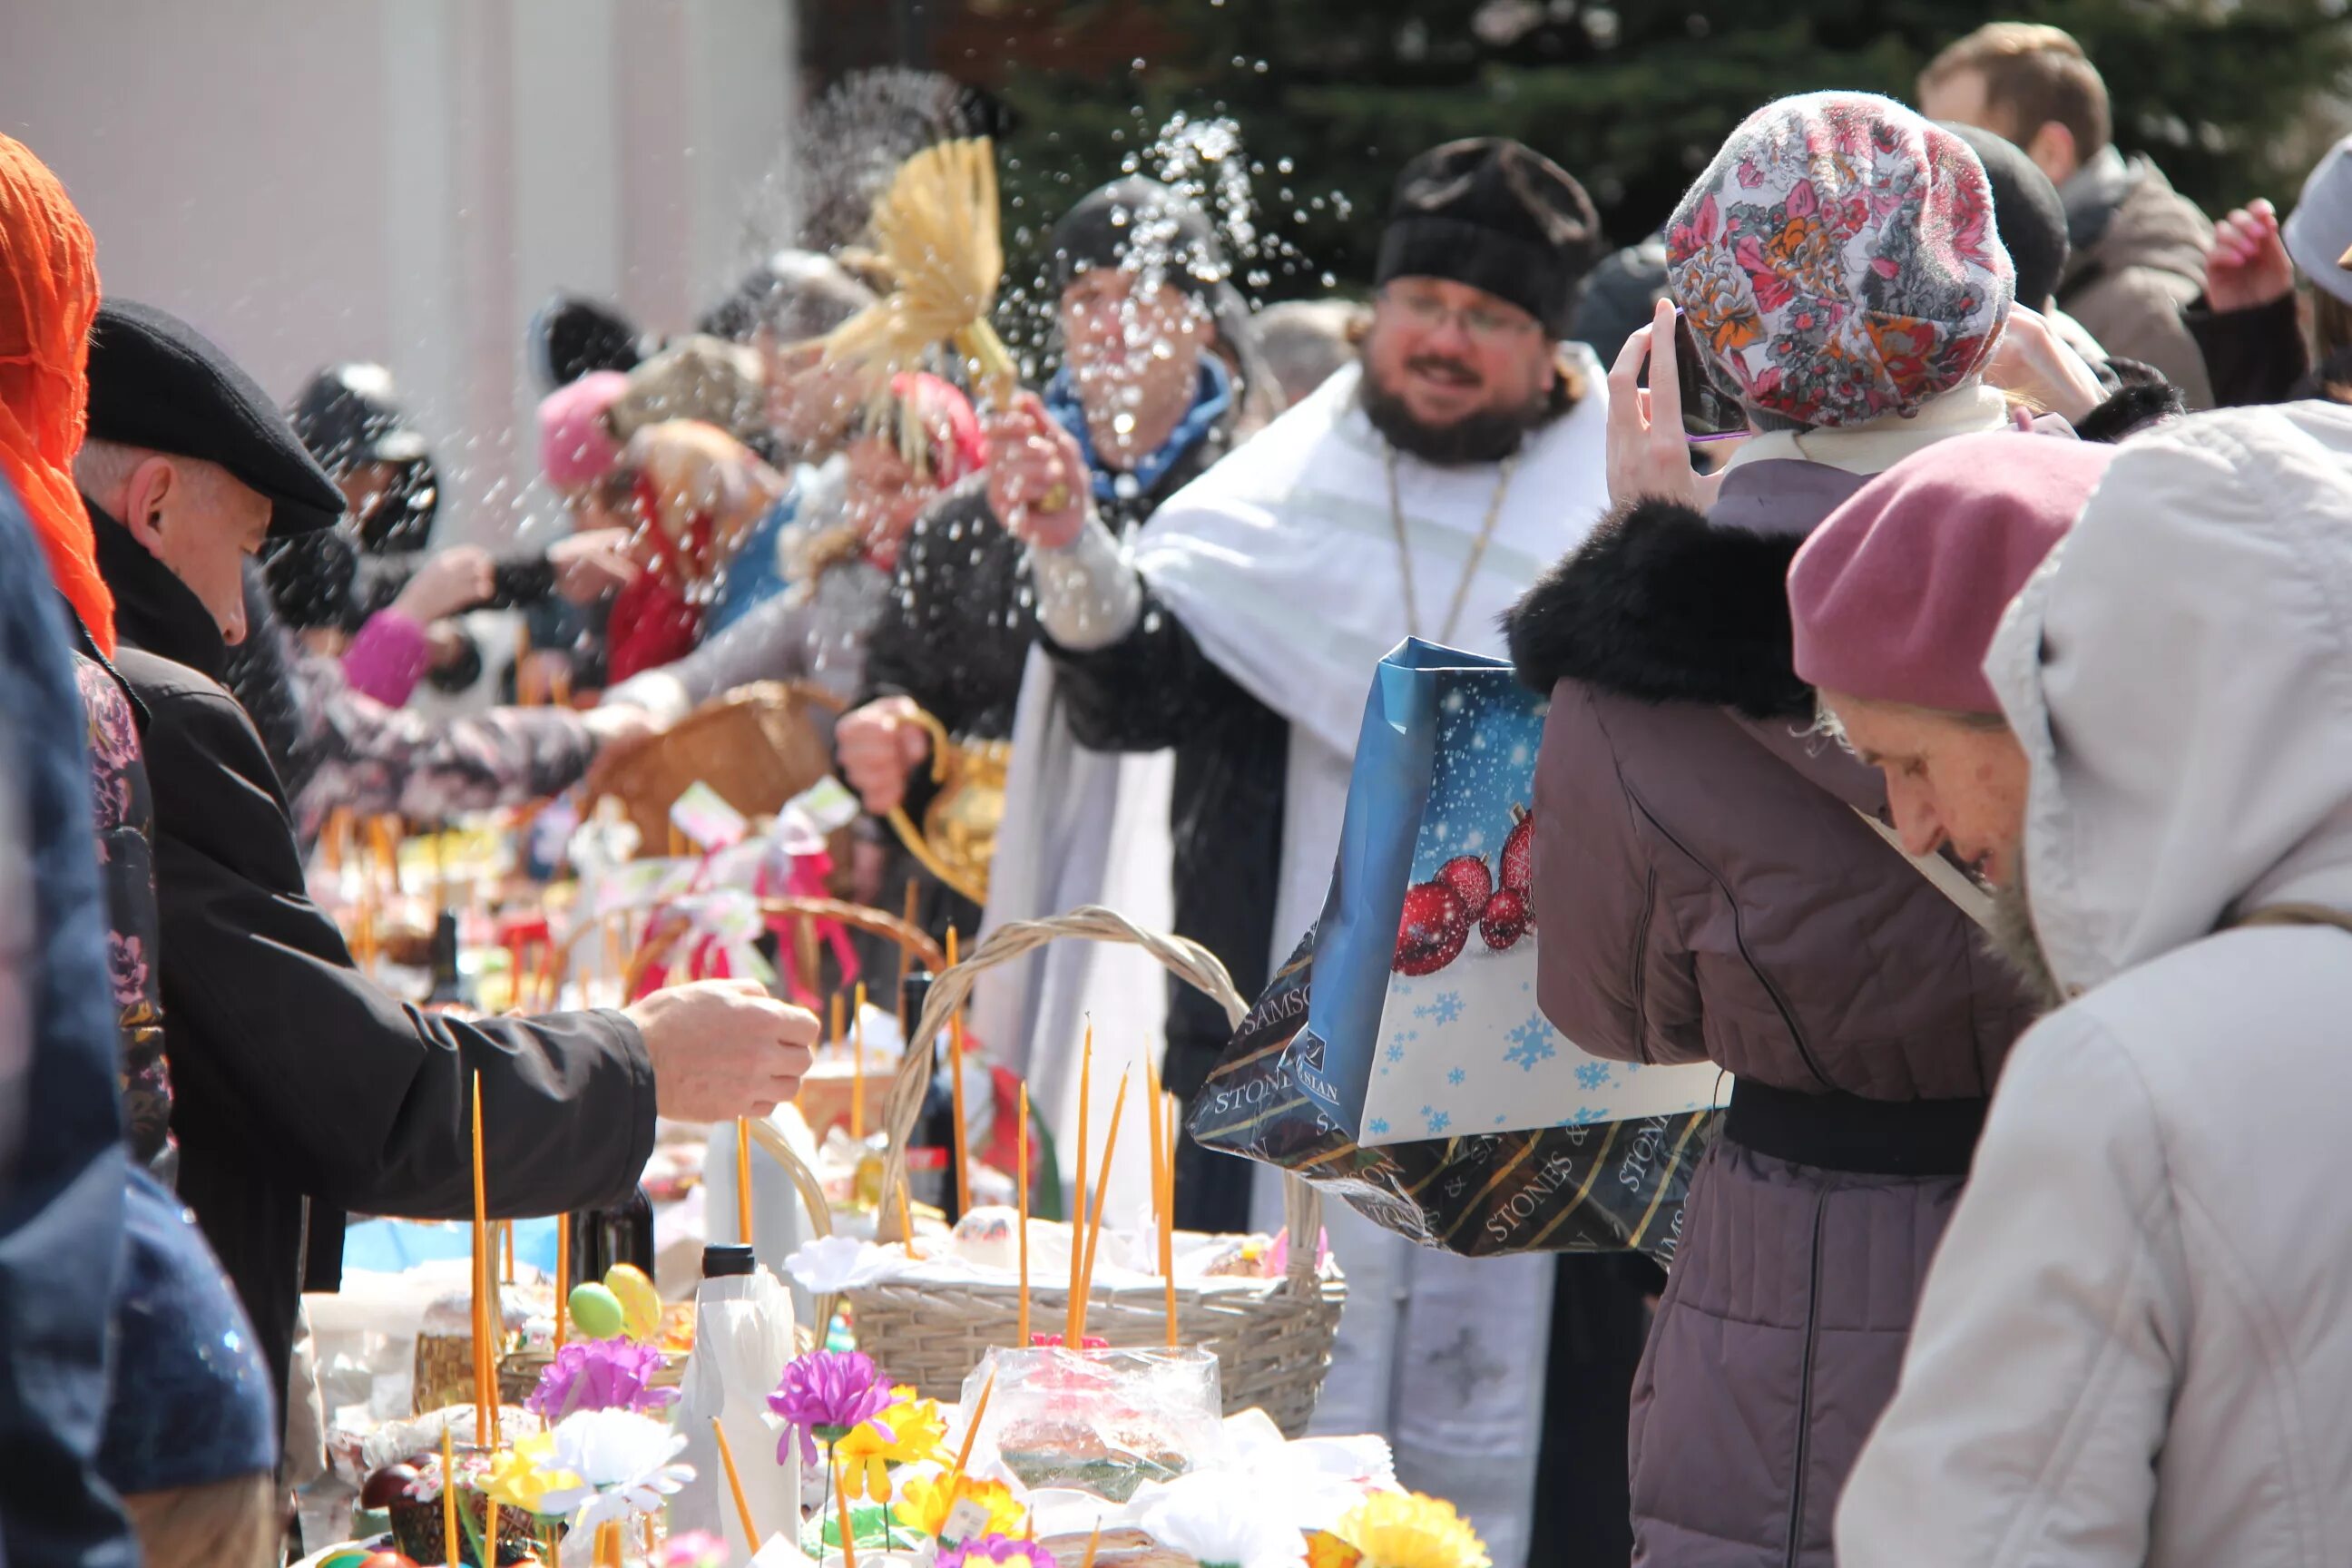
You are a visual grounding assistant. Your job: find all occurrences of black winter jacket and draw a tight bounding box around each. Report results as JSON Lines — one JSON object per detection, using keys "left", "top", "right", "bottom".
{"left": 91, "top": 505, "right": 658, "bottom": 1416}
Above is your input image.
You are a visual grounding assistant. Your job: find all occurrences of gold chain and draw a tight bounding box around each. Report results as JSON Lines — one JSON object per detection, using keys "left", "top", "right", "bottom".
{"left": 1386, "top": 446, "right": 1519, "bottom": 643}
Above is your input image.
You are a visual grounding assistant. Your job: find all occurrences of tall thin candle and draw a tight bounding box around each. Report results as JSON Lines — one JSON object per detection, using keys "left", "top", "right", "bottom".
{"left": 735, "top": 1117, "right": 755, "bottom": 1245}
{"left": 1162, "top": 1093, "right": 1181, "bottom": 1348}
{"left": 1015, "top": 1082, "right": 1031, "bottom": 1348}
{"left": 897, "top": 1175, "right": 918, "bottom": 1260}
{"left": 897, "top": 877, "right": 920, "bottom": 1028}
{"left": 440, "top": 1425, "right": 461, "bottom": 1568}
{"left": 946, "top": 926, "right": 971, "bottom": 1219}
{"left": 1072, "top": 1068, "right": 1131, "bottom": 1346}
{"left": 711, "top": 1416, "right": 760, "bottom": 1547}
{"left": 850, "top": 982, "right": 867, "bottom": 1142}
{"left": 837, "top": 1451, "right": 859, "bottom": 1568}
{"left": 1147, "top": 1064, "right": 1176, "bottom": 1349}
{"left": 1064, "top": 1024, "right": 1093, "bottom": 1348}
{"left": 554, "top": 1216, "right": 571, "bottom": 1349}
{"left": 949, "top": 1367, "right": 997, "bottom": 1482}
{"left": 470, "top": 1072, "right": 493, "bottom": 1446}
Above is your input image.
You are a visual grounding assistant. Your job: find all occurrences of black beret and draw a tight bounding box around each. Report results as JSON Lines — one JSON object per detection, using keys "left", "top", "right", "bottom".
{"left": 1376, "top": 138, "right": 1602, "bottom": 339}
{"left": 1942, "top": 122, "right": 2069, "bottom": 310}
{"left": 1051, "top": 177, "right": 1230, "bottom": 299}
{"left": 84, "top": 300, "right": 346, "bottom": 537}
{"left": 289, "top": 362, "right": 428, "bottom": 474}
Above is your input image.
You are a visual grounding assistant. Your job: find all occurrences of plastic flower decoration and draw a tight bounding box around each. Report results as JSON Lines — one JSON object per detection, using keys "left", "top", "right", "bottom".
{"left": 1138, "top": 1470, "right": 1310, "bottom": 1568}
{"left": 655, "top": 1531, "right": 731, "bottom": 1567}
{"left": 768, "top": 1349, "right": 898, "bottom": 1466}
{"left": 835, "top": 1386, "right": 949, "bottom": 1501}
{"left": 892, "top": 1472, "right": 1028, "bottom": 1542}
{"left": 479, "top": 1432, "right": 585, "bottom": 1517}
{"left": 533, "top": 1408, "right": 697, "bottom": 1531}
{"left": 936, "top": 1535, "right": 1059, "bottom": 1567}
{"left": 1306, "top": 1535, "right": 1367, "bottom": 1568}
{"left": 1330, "top": 1493, "right": 1490, "bottom": 1568}
{"left": 526, "top": 1336, "right": 678, "bottom": 1420}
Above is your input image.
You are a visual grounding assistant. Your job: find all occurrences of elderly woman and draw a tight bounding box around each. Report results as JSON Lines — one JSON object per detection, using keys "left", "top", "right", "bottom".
{"left": 1503, "top": 93, "right": 2167, "bottom": 1568}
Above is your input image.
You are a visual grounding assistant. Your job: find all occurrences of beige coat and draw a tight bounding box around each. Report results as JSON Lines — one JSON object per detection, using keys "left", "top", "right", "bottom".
{"left": 1838, "top": 403, "right": 2352, "bottom": 1566}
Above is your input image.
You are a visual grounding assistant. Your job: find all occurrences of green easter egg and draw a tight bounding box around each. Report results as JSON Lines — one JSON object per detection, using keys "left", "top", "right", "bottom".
{"left": 568, "top": 1281, "right": 624, "bottom": 1340}
{"left": 316, "top": 1553, "right": 375, "bottom": 1568}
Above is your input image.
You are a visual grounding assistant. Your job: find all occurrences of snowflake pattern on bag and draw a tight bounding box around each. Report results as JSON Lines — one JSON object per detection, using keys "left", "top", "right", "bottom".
{"left": 1665, "top": 92, "right": 2012, "bottom": 427}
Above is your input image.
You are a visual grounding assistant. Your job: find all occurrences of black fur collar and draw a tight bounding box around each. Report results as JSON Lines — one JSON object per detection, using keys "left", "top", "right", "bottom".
{"left": 1504, "top": 494, "right": 1816, "bottom": 720}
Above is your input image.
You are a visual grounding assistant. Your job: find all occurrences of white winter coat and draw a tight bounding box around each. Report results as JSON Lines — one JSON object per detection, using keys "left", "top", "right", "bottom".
{"left": 1837, "top": 402, "right": 2352, "bottom": 1568}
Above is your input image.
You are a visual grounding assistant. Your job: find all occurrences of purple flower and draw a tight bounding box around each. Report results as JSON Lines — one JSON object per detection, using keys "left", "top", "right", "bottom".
{"left": 525, "top": 1336, "right": 679, "bottom": 1420}
{"left": 937, "top": 1536, "right": 1058, "bottom": 1567}
{"left": 766, "top": 1349, "right": 897, "bottom": 1466}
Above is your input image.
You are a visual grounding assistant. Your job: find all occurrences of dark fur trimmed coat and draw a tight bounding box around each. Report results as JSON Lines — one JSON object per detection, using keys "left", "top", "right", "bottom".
{"left": 1505, "top": 458, "right": 2038, "bottom": 1568}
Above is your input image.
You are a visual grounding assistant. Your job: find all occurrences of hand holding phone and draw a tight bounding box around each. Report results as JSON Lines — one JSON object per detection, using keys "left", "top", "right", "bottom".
{"left": 1606, "top": 299, "right": 1741, "bottom": 511}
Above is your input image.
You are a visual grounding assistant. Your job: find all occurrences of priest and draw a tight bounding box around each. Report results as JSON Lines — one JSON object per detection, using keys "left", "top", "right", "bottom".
{"left": 990, "top": 139, "right": 1620, "bottom": 1565}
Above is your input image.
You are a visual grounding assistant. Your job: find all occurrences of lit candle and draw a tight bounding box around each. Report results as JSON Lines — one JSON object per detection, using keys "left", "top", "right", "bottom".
{"left": 1015, "top": 1083, "right": 1031, "bottom": 1348}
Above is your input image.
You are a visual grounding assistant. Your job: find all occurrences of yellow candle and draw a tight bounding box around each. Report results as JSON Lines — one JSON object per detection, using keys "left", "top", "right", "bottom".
{"left": 554, "top": 1217, "right": 570, "bottom": 1350}
{"left": 1073, "top": 1068, "right": 1130, "bottom": 1346}
{"left": 949, "top": 1367, "right": 996, "bottom": 1482}
{"left": 897, "top": 1175, "right": 917, "bottom": 1260}
{"left": 850, "top": 982, "right": 868, "bottom": 1142}
{"left": 712, "top": 1416, "right": 760, "bottom": 1547}
{"left": 735, "top": 1114, "right": 756, "bottom": 1246}
{"left": 946, "top": 930, "right": 971, "bottom": 1221}
{"left": 470, "top": 1072, "right": 493, "bottom": 1446}
{"left": 1015, "top": 1083, "right": 1031, "bottom": 1348}
{"left": 440, "top": 1425, "right": 461, "bottom": 1568}
{"left": 1079, "top": 1521, "right": 1104, "bottom": 1568}
{"left": 838, "top": 1450, "right": 859, "bottom": 1568}
{"left": 1064, "top": 1024, "right": 1093, "bottom": 1348}
{"left": 1162, "top": 1094, "right": 1181, "bottom": 1349}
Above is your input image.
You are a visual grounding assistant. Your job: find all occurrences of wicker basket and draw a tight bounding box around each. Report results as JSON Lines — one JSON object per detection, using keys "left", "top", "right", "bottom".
{"left": 858, "top": 906, "right": 1345, "bottom": 1437}
{"left": 593, "top": 681, "right": 844, "bottom": 851}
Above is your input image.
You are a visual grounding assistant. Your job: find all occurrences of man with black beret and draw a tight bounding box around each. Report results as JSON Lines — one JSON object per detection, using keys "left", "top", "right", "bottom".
{"left": 983, "top": 139, "right": 1618, "bottom": 1561}
{"left": 69, "top": 298, "right": 821, "bottom": 1442}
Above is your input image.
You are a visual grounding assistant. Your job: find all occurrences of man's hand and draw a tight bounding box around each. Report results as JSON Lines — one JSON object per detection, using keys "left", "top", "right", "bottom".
{"left": 1984, "top": 303, "right": 2108, "bottom": 425}
{"left": 985, "top": 392, "right": 1089, "bottom": 551}
{"left": 392, "top": 544, "right": 496, "bottom": 626}
{"left": 836, "top": 695, "right": 932, "bottom": 817}
{"left": 2204, "top": 199, "right": 2295, "bottom": 315}
{"left": 626, "top": 978, "right": 819, "bottom": 1122}
{"left": 1604, "top": 299, "right": 1730, "bottom": 513}
{"left": 547, "top": 528, "right": 640, "bottom": 603}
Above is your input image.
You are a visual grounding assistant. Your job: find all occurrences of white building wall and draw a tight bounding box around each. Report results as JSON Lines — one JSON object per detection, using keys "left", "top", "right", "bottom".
{"left": 1, "top": 0, "right": 796, "bottom": 545}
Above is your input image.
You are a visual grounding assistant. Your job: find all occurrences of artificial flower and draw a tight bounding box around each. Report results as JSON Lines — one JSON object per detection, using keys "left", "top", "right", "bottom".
{"left": 890, "top": 1471, "right": 1027, "bottom": 1541}
{"left": 533, "top": 1408, "right": 696, "bottom": 1530}
{"left": 1306, "top": 1537, "right": 1366, "bottom": 1568}
{"left": 767, "top": 1349, "right": 897, "bottom": 1466}
{"left": 478, "top": 1432, "right": 585, "bottom": 1517}
{"left": 936, "top": 1535, "right": 1058, "bottom": 1567}
{"left": 1329, "top": 1493, "right": 1489, "bottom": 1568}
{"left": 655, "top": 1531, "right": 730, "bottom": 1567}
{"left": 1137, "top": 1470, "right": 1308, "bottom": 1568}
{"left": 835, "top": 1387, "right": 948, "bottom": 1500}
{"left": 526, "top": 1336, "right": 678, "bottom": 1420}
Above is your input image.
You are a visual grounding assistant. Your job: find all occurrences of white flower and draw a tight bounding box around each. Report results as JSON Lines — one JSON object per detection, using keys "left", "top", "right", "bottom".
{"left": 784, "top": 1235, "right": 901, "bottom": 1294}
{"left": 536, "top": 1408, "right": 695, "bottom": 1529}
{"left": 1138, "top": 1471, "right": 1307, "bottom": 1568}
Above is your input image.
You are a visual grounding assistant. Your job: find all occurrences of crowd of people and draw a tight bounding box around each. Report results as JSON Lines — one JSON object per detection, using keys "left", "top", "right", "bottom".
{"left": 8, "top": 15, "right": 2352, "bottom": 1567}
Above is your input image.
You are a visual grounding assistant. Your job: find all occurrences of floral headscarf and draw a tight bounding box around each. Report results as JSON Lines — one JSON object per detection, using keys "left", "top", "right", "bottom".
{"left": 1665, "top": 92, "right": 2013, "bottom": 429}
{"left": 0, "top": 134, "right": 113, "bottom": 652}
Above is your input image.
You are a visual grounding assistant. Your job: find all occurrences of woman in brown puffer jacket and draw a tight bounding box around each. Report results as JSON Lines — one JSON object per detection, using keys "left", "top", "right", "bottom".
{"left": 1504, "top": 93, "right": 2169, "bottom": 1568}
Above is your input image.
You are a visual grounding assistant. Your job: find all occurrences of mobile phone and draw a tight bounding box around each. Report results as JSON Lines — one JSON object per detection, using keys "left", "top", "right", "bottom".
{"left": 1652, "top": 309, "right": 1748, "bottom": 442}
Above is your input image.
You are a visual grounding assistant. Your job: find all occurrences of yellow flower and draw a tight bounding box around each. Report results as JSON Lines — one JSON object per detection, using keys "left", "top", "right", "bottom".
{"left": 480, "top": 1433, "right": 584, "bottom": 1517}
{"left": 834, "top": 1387, "right": 949, "bottom": 1502}
{"left": 1306, "top": 1534, "right": 1367, "bottom": 1568}
{"left": 1331, "top": 1493, "right": 1490, "bottom": 1568}
{"left": 891, "top": 1472, "right": 1028, "bottom": 1540}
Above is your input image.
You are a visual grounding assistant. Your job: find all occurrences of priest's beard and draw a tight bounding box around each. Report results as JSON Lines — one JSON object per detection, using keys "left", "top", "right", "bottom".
{"left": 1359, "top": 358, "right": 1560, "bottom": 466}
{"left": 1986, "top": 867, "right": 2067, "bottom": 1015}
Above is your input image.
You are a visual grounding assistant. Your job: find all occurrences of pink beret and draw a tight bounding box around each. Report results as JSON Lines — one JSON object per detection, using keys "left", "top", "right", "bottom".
{"left": 537, "top": 370, "right": 629, "bottom": 489}
{"left": 1788, "top": 431, "right": 2115, "bottom": 713}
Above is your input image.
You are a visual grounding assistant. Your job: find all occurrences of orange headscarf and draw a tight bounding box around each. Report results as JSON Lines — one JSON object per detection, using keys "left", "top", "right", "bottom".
{"left": 0, "top": 134, "right": 112, "bottom": 654}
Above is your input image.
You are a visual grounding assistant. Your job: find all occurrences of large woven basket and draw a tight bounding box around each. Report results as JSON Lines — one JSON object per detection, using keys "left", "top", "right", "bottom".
{"left": 593, "top": 681, "right": 843, "bottom": 851}
{"left": 858, "top": 906, "right": 1345, "bottom": 1437}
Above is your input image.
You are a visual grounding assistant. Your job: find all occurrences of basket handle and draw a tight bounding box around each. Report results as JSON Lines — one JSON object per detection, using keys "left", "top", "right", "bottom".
{"left": 872, "top": 905, "right": 1323, "bottom": 1289}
